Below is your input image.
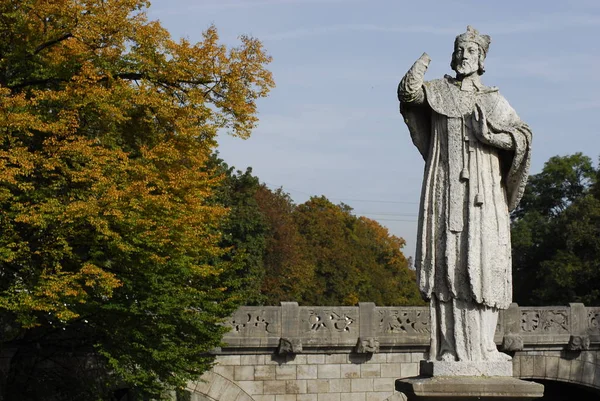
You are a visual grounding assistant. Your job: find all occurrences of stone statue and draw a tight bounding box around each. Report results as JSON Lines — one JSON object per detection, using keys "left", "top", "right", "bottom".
{"left": 398, "top": 26, "right": 532, "bottom": 367}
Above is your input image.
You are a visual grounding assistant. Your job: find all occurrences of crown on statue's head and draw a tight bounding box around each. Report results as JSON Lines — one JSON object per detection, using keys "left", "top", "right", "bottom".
{"left": 455, "top": 25, "right": 491, "bottom": 55}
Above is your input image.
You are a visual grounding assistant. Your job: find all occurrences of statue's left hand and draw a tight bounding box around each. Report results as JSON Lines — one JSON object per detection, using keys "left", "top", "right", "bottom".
{"left": 473, "top": 103, "right": 492, "bottom": 143}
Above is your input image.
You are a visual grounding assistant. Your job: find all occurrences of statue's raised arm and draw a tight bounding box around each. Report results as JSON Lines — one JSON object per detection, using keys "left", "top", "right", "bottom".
{"left": 398, "top": 52, "right": 431, "bottom": 104}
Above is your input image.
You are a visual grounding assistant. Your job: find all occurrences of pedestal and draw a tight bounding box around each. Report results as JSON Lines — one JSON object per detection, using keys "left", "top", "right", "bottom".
{"left": 396, "top": 376, "right": 544, "bottom": 401}
{"left": 420, "top": 360, "right": 513, "bottom": 377}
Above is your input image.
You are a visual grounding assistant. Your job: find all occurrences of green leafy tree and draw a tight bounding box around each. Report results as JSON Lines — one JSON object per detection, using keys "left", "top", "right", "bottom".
{"left": 211, "top": 157, "right": 268, "bottom": 306}
{"left": 534, "top": 195, "right": 600, "bottom": 304}
{"left": 511, "top": 153, "right": 599, "bottom": 305}
{"left": 0, "top": 1, "right": 273, "bottom": 399}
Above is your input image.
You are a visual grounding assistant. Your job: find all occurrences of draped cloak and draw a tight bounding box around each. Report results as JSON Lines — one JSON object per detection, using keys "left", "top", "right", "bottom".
{"left": 401, "top": 76, "right": 532, "bottom": 310}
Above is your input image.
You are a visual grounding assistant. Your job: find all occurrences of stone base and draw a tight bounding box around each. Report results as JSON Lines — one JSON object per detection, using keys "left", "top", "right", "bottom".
{"left": 396, "top": 376, "right": 544, "bottom": 401}
{"left": 420, "top": 360, "right": 513, "bottom": 377}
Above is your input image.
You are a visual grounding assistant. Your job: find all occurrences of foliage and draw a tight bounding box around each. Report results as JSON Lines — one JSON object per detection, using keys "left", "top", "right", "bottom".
{"left": 256, "top": 185, "right": 315, "bottom": 304}
{"left": 512, "top": 153, "right": 596, "bottom": 219}
{"left": 0, "top": 1, "right": 273, "bottom": 399}
{"left": 210, "top": 156, "right": 268, "bottom": 306}
{"left": 206, "top": 160, "right": 421, "bottom": 307}
{"left": 291, "top": 196, "right": 423, "bottom": 306}
{"left": 217, "top": 176, "right": 422, "bottom": 306}
{"left": 511, "top": 153, "right": 600, "bottom": 305}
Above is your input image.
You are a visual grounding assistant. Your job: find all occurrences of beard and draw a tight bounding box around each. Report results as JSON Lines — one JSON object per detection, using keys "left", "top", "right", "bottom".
{"left": 454, "top": 59, "right": 478, "bottom": 76}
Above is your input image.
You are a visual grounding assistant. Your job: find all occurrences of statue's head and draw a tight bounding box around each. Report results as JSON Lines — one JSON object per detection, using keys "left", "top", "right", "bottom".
{"left": 450, "top": 26, "right": 491, "bottom": 77}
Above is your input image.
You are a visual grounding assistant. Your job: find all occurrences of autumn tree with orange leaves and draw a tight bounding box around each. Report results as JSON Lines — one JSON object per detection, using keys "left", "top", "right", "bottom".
{"left": 291, "top": 196, "right": 423, "bottom": 306}
{"left": 0, "top": 0, "right": 273, "bottom": 399}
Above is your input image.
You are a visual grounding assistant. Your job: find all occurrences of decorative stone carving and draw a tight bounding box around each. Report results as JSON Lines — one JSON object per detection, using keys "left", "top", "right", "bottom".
{"left": 302, "top": 308, "right": 356, "bottom": 333}
{"left": 588, "top": 309, "right": 600, "bottom": 334}
{"left": 521, "top": 309, "right": 569, "bottom": 333}
{"left": 356, "top": 337, "right": 380, "bottom": 353}
{"left": 398, "top": 25, "right": 532, "bottom": 369}
{"left": 229, "top": 313, "right": 270, "bottom": 333}
{"left": 567, "top": 335, "right": 590, "bottom": 351}
{"left": 377, "top": 308, "right": 430, "bottom": 335}
{"left": 225, "top": 307, "right": 279, "bottom": 336}
{"left": 521, "top": 311, "right": 539, "bottom": 332}
{"left": 501, "top": 334, "right": 524, "bottom": 352}
{"left": 278, "top": 337, "right": 302, "bottom": 354}
{"left": 218, "top": 304, "right": 589, "bottom": 354}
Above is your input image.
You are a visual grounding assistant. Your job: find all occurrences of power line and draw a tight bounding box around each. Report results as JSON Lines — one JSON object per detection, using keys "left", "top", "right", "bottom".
{"left": 333, "top": 198, "right": 418, "bottom": 205}
{"left": 263, "top": 182, "right": 419, "bottom": 222}
{"left": 263, "top": 182, "right": 419, "bottom": 205}
{"left": 356, "top": 211, "right": 418, "bottom": 217}
{"left": 369, "top": 218, "right": 418, "bottom": 222}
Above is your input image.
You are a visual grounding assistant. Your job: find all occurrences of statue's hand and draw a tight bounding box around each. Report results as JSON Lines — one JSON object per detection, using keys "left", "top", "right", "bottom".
{"left": 415, "top": 52, "right": 431, "bottom": 73}
{"left": 473, "top": 103, "right": 491, "bottom": 143}
{"left": 473, "top": 105, "right": 515, "bottom": 150}
{"left": 405, "top": 52, "right": 431, "bottom": 78}
{"left": 418, "top": 52, "right": 431, "bottom": 66}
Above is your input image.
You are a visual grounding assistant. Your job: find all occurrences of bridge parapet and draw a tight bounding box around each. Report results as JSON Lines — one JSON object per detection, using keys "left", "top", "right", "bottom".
{"left": 220, "top": 302, "right": 600, "bottom": 354}
{"left": 187, "top": 303, "right": 600, "bottom": 400}
{"left": 222, "top": 302, "right": 430, "bottom": 354}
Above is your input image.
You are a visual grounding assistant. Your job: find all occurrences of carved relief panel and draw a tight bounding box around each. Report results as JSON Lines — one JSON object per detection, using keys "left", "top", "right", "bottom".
{"left": 588, "top": 308, "right": 600, "bottom": 335}
{"left": 520, "top": 308, "right": 569, "bottom": 334}
{"left": 299, "top": 307, "right": 359, "bottom": 345}
{"left": 376, "top": 307, "right": 430, "bottom": 335}
{"left": 224, "top": 306, "right": 281, "bottom": 337}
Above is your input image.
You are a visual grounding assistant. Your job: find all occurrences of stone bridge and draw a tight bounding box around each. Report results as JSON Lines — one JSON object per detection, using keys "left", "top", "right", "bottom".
{"left": 181, "top": 303, "right": 600, "bottom": 401}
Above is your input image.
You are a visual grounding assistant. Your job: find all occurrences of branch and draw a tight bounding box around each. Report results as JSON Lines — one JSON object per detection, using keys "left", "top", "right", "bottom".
{"left": 7, "top": 72, "right": 214, "bottom": 91}
{"left": 112, "top": 72, "right": 144, "bottom": 81}
{"left": 34, "top": 33, "right": 74, "bottom": 55}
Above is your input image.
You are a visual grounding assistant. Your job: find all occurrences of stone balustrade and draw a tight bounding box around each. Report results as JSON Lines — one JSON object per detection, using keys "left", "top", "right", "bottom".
{"left": 220, "top": 302, "right": 600, "bottom": 354}
{"left": 181, "top": 303, "right": 600, "bottom": 400}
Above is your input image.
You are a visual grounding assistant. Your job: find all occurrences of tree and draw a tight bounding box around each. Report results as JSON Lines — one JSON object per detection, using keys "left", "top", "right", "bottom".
{"left": 292, "top": 196, "right": 423, "bottom": 306}
{"left": 511, "top": 153, "right": 599, "bottom": 305}
{"left": 223, "top": 182, "right": 422, "bottom": 306}
{"left": 211, "top": 157, "right": 268, "bottom": 306}
{"left": 255, "top": 185, "right": 315, "bottom": 304}
{"left": 0, "top": 1, "right": 273, "bottom": 399}
{"left": 203, "top": 163, "right": 422, "bottom": 307}
{"left": 512, "top": 153, "right": 596, "bottom": 220}
{"left": 534, "top": 195, "right": 600, "bottom": 304}
{"left": 351, "top": 216, "right": 423, "bottom": 305}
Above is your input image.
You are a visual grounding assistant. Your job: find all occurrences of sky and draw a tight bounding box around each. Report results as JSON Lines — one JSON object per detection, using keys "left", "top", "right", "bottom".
{"left": 147, "top": 0, "right": 600, "bottom": 261}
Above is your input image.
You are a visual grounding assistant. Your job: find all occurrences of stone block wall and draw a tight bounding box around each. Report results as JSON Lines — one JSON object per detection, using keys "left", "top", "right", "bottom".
{"left": 189, "top": 351, "right": 424, "bottom": 401}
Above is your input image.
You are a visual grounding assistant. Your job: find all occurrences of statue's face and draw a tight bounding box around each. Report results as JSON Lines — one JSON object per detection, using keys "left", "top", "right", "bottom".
{"left": 453, "top": 41, "right": 480, "bottom": 76}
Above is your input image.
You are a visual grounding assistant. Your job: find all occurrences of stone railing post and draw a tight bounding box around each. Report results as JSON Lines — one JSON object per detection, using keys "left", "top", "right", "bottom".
{"left": 356, "top": 302, "right": 379, "bottom": 353}
{"left": 568, "top": 303, "right": 590, "bottom": 350}
{"left": 279, "top": 302, "right": 301, "bottom": 354}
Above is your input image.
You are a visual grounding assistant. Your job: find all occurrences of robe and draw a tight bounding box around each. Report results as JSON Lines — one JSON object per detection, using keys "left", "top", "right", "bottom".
{"left": 399, "top": 72, "right": 532, "bottom": 361}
